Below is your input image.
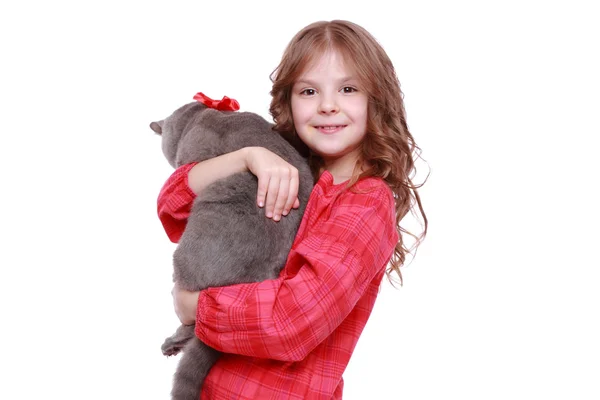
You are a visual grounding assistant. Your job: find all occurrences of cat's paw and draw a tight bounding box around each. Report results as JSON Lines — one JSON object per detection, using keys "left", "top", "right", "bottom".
{"left": 161, "top": 337, "right": 185, "bottom": 357}
{"left": 161, "top": 325, "right": 195, "bottom": 357}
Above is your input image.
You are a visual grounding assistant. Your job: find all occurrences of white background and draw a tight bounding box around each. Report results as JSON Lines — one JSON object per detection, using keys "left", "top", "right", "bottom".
{"left": 1, "top": 1, "right": 599, "bottom": 399}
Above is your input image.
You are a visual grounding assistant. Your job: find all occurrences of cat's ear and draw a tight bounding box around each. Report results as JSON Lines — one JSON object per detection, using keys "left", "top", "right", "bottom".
{"left": 150, "top": 120, "right": 163, "bottom": 135}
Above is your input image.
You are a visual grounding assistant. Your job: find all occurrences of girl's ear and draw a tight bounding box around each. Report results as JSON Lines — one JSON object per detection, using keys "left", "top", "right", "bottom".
{"left": 150, "top": 120, "right": 163, "bottom": 135}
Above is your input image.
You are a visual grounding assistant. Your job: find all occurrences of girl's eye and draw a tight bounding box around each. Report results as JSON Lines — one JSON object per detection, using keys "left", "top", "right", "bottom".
{"left": 300, "top": 88, "right": 316, "bottom": 96}
{"left": 342, "top": 86, "right": 357, "bottom": 93}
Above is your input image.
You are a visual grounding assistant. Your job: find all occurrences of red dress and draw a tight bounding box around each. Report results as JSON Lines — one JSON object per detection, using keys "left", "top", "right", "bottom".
{"left": 158, "top": 164, "right": 398, "bottom": 399}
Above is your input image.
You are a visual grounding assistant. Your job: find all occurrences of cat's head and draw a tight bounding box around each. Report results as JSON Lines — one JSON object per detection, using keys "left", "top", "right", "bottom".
{"left": 150, "top": 101, "right": 212, "bottom": 168}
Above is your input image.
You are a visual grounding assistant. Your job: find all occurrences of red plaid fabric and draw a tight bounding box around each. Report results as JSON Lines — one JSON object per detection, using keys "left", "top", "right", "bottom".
{"left": 157, "top": 164, "right": 398, "bottom": 399}
{"left": 157, "top": 163, "right": 198, "bottom": 243}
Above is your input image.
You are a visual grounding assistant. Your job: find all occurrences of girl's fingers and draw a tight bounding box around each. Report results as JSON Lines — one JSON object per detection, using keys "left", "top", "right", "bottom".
{"left": 264, "top": 176, "right": 281, "bottom": 218}
{"left": 283, "top": 173, "right": 299, "bottom": 216}
{"left": 251, "top": 154, "right": 299, "bottom": 221}
{"left": 256, "top": 174, "right": 269, "bottom": 208}
{"left": 273, "top": 176, "right": 290, "bottom": 221}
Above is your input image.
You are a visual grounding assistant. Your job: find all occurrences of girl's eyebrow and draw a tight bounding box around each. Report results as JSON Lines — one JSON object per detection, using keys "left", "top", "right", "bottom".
{"left": 294, "top": 76, "right": 357, "bottom": 87}
{"left": 294, "top": 79, "right": 318, "bottom": 87}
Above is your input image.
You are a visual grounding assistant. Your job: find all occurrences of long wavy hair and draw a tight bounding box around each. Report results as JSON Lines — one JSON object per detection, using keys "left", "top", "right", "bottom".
{"left": 269, "top": 20, "right": 428, "bottom": 284}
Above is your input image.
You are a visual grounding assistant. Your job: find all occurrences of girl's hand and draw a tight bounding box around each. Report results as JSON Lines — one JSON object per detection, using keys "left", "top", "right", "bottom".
{"left": 244, "top": 147, "right": 300, "bottom": 221}
{"left": 172, "top": 284, "right": 200, "bottom": 326}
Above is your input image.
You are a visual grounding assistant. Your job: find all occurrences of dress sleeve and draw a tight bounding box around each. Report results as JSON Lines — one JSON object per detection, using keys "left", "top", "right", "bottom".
{"left": 157, "top": 162, "right": 198, "bottom": 243}
{"left": 194, "top": 185, "right": 398, "bottom": 362}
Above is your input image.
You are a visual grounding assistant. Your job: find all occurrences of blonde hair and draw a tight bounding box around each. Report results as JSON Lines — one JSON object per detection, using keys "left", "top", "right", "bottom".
{"left": 269, "top": 20, "right": 428, "bottom": 284}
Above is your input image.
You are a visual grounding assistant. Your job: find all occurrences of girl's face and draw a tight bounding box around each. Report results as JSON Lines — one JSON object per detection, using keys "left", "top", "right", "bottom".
{"left": 291, "top": 50, "right": 368, "bottom": 179}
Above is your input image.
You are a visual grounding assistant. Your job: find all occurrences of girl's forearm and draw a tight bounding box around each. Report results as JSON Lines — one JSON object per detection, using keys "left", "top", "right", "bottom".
{"left": 187, "top": 146, "right": 300, "bottom": 220}
{"left": 187, "top": 148, "right": 249, "bottom": 195}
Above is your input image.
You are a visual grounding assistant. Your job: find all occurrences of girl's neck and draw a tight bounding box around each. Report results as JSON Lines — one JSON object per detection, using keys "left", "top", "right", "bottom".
{"left": 322, "top": 162, "right": 352, "bottom": 185}
{"left": 321, "top": 152, "right": 365, "bottom": 184}
{"left": 327, "top": 171, "right": 352, "bottom": 185}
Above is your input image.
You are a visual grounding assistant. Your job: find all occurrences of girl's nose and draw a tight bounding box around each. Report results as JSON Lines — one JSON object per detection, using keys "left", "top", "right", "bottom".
{"left": 318, "top": 95, "right": 339, "bottom": 115}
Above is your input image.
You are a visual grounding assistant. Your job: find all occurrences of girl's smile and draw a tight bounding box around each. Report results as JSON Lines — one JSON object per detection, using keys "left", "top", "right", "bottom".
{"left": 291, "top": 50, "right": 368, "bottom": 180}
{"left": 314, "top": 124, "right": 348, "bottom": 134}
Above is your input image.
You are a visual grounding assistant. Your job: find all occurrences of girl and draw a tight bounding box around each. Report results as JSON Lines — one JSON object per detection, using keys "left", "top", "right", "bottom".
{"left": 160, "top": 20, "right": 427, "bottom": 399}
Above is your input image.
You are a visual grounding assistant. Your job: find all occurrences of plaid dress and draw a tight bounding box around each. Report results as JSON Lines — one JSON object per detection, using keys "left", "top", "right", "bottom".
{"left": 158, "top": 164, "right": 398, "bottom": 399}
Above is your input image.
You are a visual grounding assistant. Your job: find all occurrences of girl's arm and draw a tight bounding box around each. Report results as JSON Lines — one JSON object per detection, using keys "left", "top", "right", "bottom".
{"left": 185, "top": 148, "right": 248, "bottom": 195}
{"left": 188, "top": 147, "right": 300, "bottom": 220}
{"left": 157, "top": 162, "right": 198, "bottom": 243}
{"left": 157, "top": 147, "right": 301, "bottom": 242}
{"left": 190, "top": 183, "right": 398, "bottom": 362}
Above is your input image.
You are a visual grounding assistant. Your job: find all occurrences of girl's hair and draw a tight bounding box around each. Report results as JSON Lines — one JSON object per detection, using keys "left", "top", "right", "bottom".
{"left": 269, "top": 20, "right": 428, "bottom": 284}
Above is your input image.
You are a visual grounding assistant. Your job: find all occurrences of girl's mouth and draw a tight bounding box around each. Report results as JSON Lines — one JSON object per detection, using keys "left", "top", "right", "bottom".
{"left": 315, "top": 125, "right": 346, "bottom": 134}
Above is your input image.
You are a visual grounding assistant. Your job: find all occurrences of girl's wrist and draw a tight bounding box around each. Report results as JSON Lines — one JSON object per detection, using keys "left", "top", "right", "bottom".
{"left": 241, "top": 147, "right": 255, "bottom": 170}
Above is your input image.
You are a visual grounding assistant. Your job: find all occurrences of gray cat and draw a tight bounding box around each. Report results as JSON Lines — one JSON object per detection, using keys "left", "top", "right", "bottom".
{"left": 150, "top": 99, "right": 314, "bottom": 400}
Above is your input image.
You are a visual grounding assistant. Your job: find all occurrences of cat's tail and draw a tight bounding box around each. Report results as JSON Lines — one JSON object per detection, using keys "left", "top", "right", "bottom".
{"left": 171, "top": 336, "right": 221, "bottom": 400}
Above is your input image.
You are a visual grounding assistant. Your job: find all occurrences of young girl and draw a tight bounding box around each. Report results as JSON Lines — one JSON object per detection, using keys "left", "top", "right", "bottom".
{"left": 159, "top": 20, "right": 427, "bottom": 399}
